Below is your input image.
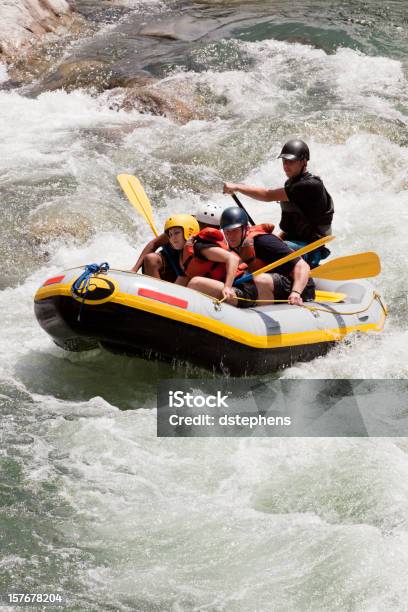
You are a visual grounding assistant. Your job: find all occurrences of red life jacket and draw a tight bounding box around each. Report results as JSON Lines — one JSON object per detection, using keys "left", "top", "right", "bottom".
{"left": 233, "top": 223, "right": 275, "bottom": 272}
{"left": 181, "top": 228, "right": 246, "bottom": 281}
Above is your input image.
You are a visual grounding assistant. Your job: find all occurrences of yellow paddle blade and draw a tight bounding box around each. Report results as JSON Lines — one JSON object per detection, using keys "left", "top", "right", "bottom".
{"left": 117, "top": 174, "right": 160, "bottom": 237}
{"left": 251, "top": 235, "right": 336, "bottom": 278}
{"left": 311, "top": 252, "right": 381, "bottom": 280}
{"left": 314, "top": 290, "right": 346, "bottom": 303}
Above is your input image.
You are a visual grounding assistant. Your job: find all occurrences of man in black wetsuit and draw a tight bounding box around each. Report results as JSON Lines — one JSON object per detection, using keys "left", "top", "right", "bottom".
{"left": 223, "top": 139, "right": 334, "bottom": 267}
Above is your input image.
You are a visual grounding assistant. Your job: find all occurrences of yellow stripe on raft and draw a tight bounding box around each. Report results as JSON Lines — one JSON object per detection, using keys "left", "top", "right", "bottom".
{"left": 35, "top": 283, "right": 386, "bottom": 350}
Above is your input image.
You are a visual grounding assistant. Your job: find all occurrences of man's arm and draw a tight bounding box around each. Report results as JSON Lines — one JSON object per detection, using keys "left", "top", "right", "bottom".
{"left": 223, "top": 182, "right": 288, "bottom": 202}
{"left": 131, "top": 233, "right": 169, "bottom": 273}
{"left": 200, "top": 247, "right": 239, "bottom": 295}
{"left": 289, "top": 258, "right": 310, "bottom": 305}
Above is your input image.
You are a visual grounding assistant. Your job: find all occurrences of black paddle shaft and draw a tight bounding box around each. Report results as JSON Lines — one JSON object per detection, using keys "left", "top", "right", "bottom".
{"left": 232, "top": 194, "right": 255, "bottom": 226}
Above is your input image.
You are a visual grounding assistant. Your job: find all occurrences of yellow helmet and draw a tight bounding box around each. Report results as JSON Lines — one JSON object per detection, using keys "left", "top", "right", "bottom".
{"left": 164, "top": 214, "right": 200, "bottom": 241}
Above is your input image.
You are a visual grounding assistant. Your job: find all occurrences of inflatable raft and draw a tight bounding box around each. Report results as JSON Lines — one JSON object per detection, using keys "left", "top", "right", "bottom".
{"left": 34, "top": 266, "right": 387, "bottom": 375}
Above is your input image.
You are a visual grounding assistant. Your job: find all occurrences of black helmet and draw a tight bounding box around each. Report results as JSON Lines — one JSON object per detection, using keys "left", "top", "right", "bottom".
{"left": 278, "top": 139, "right": 310, "bottom": 161}
{"left": 220, "top": 207, "right": 248, "bottom": 230}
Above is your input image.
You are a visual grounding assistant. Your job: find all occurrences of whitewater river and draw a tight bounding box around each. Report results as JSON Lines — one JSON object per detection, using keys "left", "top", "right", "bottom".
{"left": 1, "top": 0, "right": 408, "bottom": 609}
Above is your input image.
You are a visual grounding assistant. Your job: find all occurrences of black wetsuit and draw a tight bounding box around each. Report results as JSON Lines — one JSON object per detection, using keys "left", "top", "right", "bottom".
{"left": 281, "top": 172, "right": 334, "bottom": 242}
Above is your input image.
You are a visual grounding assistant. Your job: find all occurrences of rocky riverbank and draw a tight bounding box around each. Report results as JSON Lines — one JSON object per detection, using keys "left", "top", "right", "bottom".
{"left": 0, "top": 0, "right": 76, "bottom": 62}
{"left": 0, "top": 1, "right": 213, "bottom": 123}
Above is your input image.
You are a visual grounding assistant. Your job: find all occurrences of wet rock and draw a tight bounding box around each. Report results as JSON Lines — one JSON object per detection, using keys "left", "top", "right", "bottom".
{"left": 0, "top": 0, "right": 75, "bottom": 61}
{"left": 138, "top": 14, "right": 218, "bottom": 42}
{"left": 26, "top": 58, "right": 155, "bottom": 94}
{"left": 5, "top": 14, "right": 87, "bottom": 87}
{"left": 105, "top": 72, "right": 212, "bottom": 124}
{"left": 107, "top": 83, "right": 208, "bottom": 124}
{"left": 30, "top": 58, "right": 112, "bottom": 93}
{"left": 123, "top": 88, "right": 196, "bottom": 122}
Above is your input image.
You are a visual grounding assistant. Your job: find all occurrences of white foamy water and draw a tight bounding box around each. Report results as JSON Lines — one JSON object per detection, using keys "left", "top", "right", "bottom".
{"left": 5, "top": 393, "right": 408, "bottom": 610}
{"left": 0, "top": 63, "right": 8, "bottom": 83}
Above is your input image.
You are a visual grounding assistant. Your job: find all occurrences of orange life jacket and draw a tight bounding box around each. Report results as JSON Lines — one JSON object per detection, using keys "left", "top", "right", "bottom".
{"left": 232, "top": 223, "right": 275, "bottom": 272}
{"left": 181, "top": 228, "right": 246, "bottom": 281}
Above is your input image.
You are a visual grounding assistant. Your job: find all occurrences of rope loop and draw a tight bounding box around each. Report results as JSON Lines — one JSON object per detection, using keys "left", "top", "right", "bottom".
{"left": 71, "top": 262, "right": 110, "bottom": 321}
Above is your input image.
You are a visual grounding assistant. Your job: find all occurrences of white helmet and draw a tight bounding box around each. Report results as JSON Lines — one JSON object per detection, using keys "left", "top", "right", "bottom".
{"left": 194, "top": 202, "right": 223, "bottom": 226}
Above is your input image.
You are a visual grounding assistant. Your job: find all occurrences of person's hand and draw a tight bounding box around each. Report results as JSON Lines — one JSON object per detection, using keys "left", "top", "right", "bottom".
{"left": 222, "top": 286, "right": 236, "bottom": 302}
{"left": 223, "top": 182, "right": 237, "bottom": 195}
{"left": 288, "top": 291, "right": 303, "bottom": 306}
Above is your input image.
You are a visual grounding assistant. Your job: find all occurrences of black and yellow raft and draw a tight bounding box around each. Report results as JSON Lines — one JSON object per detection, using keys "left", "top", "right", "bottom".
{"left": 34, "top": 264, "right": 387, "bottom": 375}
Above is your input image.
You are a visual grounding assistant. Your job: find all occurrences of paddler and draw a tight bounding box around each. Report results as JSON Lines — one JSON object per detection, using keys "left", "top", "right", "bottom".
{"left": 223, "top": 139, "right": 334, "bottom": 267}
{"left": 187, "top": 207, "right": 314, "bottom": 308}
{"left": 178, "top": 215, "right": 247, "bottom": 301}
{"left": 130, "top": 203, "right": 223, "bottom": 281}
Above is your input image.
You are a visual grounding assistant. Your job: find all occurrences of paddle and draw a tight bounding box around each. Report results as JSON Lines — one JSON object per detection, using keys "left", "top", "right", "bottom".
{"left": 117, "top": 174, "right": 160, "bottom": 237}
{"left": 234, "top": 235, "right": 335, "bottom": 285}
{"left": 235, "top": 248, "right": 380, "bottom": 285}
{"left": 310, "top": 252, "right": 381, "bottom": 280}
{"left": 117, "top": 174, "right": 186, "bottom": 277}
{"left": 232, "top": 194, "right": 255, "bottom": 226}
{"left": 314, "top": 290, "right": 346, "bottom": 303}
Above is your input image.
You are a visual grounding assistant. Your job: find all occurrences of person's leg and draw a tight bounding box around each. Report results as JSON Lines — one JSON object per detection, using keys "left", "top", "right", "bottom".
{"left": 267, "top": 273, "right": 290, "bottom": 302}
{"left": 304, "top": 248, "right": 330, "bottom": 268}
{"left": 187, "top": 277, "right": 238, "bottom": 306}
{"left": 284, "top": 240, "right": 330, "bottom": 268}
{"left": 268, "top": 273, "right": 315, "bottom": 302}
{"left": 252, "top": 274, "right": 275, "bottom": 304}
{"left": 142, "top": 253, "right": 164, "bottom": 278}
{"left": 233, "top": 281, "right": 260, "bottom": 308}
{"left": 284, "top": 240, "right": 307, "bottom": 251}
{"left": 301, "top": 278, "right": 316, "bottom": 301}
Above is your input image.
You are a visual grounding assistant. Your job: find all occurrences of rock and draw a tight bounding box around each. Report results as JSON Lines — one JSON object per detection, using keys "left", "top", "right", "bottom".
{"left": 105, "top": 72, "right": 212, "bottom": 124}
{"left": 0, "top": 0, "right": 74, "bottom": 61}
{"left": 107, "top": 84, "right": 208, "bottom": 124}
{"left": 138, "top": 14, "right": 217, "bottom": 42}
{"left": 30, "top": 58, "right": 112, "bottom": 93}
{"left": 26, "top": 59, "right": 155, "bottom": 94}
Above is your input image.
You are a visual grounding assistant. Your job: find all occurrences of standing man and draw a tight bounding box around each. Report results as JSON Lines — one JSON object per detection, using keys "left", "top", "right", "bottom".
{"left": 223, "top": 139, "right": 334, "bottom": 267}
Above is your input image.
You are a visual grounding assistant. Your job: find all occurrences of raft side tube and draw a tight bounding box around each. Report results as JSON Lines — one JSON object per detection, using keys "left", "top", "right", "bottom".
{"left": 34, "top": 268, "right": 387, "bottom": 374}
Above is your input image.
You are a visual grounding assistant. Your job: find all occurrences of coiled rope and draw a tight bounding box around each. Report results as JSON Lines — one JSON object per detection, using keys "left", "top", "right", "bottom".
{"left": 71, "top": 262, "right": 110, "bottom": 321}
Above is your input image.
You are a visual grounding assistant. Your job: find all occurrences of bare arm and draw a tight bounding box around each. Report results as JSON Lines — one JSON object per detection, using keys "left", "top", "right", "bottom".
{"left": 200, "top": 247, "right": 239, "bottom": 290}
{"left": 131, "top": 233, "right": 169, "bottom": 273}
{"left": 223, "top": 182, "right": 288, "bottom": 202}
{"left": 289, "top": 258, "right": 310, "bottom": 305}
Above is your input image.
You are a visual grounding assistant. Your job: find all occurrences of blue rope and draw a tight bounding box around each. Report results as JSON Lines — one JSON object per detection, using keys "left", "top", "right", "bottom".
{"left": 72, "top": 262, "right": 110, "bottom": 321}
